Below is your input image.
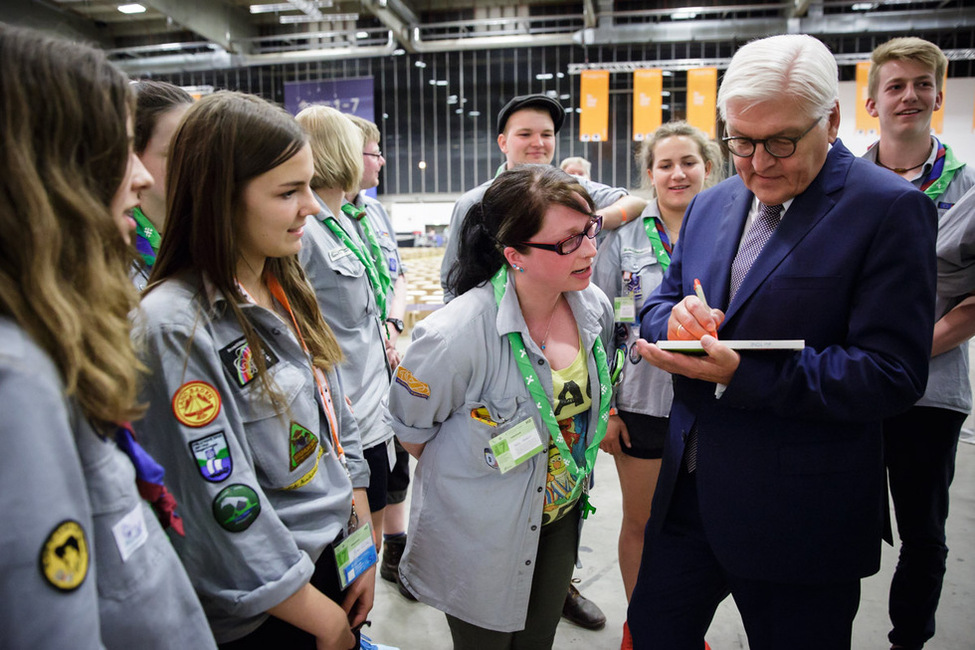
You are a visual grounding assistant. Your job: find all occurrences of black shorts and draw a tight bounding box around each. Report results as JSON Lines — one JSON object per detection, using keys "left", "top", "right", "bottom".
{"left": 363, "top": 441, "right": 390, "bottom": 512}
{"left": 386, "top": 438, "right": 411, "bottom": 505}
{"left": 618, "top": 410, "right": 668, "bottom": 460}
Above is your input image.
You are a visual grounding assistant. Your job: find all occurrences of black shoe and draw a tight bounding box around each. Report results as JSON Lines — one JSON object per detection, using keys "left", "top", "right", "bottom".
{"left": 396, "top": 574, "right": 418, "bottom": 602}
{"left": 380, "top": 535, "right": 406, "bottom": 583}
{"left": 562, "top": 583, "right": 606, "bottom": 630}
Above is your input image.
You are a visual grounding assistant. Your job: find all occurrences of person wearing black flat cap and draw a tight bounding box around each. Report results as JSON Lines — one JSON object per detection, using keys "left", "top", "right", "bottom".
{"left": 441, "top": 93, "right": 646, "bottom": 305}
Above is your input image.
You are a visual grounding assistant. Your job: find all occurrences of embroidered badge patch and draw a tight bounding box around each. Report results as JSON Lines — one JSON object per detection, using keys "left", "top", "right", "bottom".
{"left": 212, "top": 484, "right": 261, "bottom": 532}
{"left": 39, "top": 520, "right": 89, "bottom": 591}
{"left": 172, "top": 381, "right": 221, "bottom": 427}
{"left": 395, "top": 366, "right": 430, "bottom": 399}
{"left": 289, "top": 421, "right": 319, "bottom": 471}
{"left": 219, "top": 337, "right": 279, "bottom": 388}
{"left": 189, "top": 431, "right": 233, "bottom": 482}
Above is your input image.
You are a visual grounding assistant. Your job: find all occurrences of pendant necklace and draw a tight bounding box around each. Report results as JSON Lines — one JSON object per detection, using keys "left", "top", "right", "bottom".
{"left": 538, "top": 295, "right": 562, "bottom": 351}
{"left": 875, "top": 155, "right": 926, "bottom": 175}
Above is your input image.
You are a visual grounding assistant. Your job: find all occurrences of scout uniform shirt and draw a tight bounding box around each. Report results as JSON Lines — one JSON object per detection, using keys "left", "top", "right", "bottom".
{"left": 133, "top": 272, "right": 358, "bottom": 643}
{"left": 864, "top": 138, "right": 975, "bottom": 417}
{"left": 592, "top": 200, "right": 675, "bottom": 419}
{"left": 385, "top": 274, "right": 613, "bottom": 632}
{"left": 298, "top": 196, "right": 395, "bottom": 460}
{"left": 0, "top": 317, "right": 215, "bottom": 649}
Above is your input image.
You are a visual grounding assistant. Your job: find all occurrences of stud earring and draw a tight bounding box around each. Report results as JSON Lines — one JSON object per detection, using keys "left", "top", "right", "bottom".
{"left": 512, "top": 264, "right": 525, "bottom": 273}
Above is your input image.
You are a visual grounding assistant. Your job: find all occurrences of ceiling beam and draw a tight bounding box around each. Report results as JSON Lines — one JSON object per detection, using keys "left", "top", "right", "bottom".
{"left": 0, "top": 0, "right": 113, "bottom": 48}
{"left": 142, "top": 0, "right": 256, "bottom": 53}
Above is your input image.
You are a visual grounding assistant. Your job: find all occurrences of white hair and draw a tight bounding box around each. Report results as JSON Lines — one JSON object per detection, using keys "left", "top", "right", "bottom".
{"left": 717, "top": 34, "right": 839, "bottom": 121}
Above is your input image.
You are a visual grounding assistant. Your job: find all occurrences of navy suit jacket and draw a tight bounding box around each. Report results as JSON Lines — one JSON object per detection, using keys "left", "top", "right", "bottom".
{"left": 640, "top": 140, "right": 937, "bottom": 584}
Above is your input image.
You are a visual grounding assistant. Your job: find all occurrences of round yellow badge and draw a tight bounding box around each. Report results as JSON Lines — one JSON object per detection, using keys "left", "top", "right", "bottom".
{"left": 172, "top": 380, "right": 222, "bottom": 428}
{"left": 40, "top": 520, "right": 89, "bottom": 591}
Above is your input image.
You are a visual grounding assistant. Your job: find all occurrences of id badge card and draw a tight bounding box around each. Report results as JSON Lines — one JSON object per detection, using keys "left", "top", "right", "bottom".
{"left": 488, "top": 417, "right": 545, "bottom": 474}
{"left": 614, "top": 296, "right": 636, "bottom": 323}
{"left": 334, "top": 521, "right": 378, "bottom": 590}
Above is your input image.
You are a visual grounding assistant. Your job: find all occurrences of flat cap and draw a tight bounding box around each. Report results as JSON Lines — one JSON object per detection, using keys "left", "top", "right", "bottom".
{"left": 496, "top": 94, "right": 566, "bottom": 135}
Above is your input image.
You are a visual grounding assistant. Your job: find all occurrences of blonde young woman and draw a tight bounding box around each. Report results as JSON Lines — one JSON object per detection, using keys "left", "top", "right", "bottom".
{"left": 0, "top": 24, "right": 213, "bottom": 648}
{"left": 592, "top": 121, "right": 723, "bottom": 648}
{"left": 388, "top": 165, "right": 615, "bottom": 649}
{"left": 134, "top": 93, "right": 372, "bottom": 650}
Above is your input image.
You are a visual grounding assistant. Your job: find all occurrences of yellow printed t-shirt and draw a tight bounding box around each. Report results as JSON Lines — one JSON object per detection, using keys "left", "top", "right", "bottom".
{"left": 543, "top": 341, "right": 591, "bottom": 525}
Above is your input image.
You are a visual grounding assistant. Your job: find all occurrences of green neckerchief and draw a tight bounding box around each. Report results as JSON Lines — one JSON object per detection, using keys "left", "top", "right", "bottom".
{"left": 341, "top": 202, "right": 393, "bottom": 314}
{"left": 132, "top": 206, "right": 160, "bottom": 266}
{"left": 923, "top": 143, "right": 963, "bottom": 203}
{"left": 321, "top": 214, "right": 388, "bottom": 319}
{"left": 643, "top": 216, "right": 671, "bottom": 273}
{"left": 495, "top": 163, "right": 507, "bottom": 178}
{"left": 489, "top": 266, "right": 611, "bottom": 518}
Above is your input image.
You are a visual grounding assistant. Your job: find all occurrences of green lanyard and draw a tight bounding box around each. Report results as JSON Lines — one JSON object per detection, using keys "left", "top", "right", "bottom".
{"left": 321, "top": 215, "right": 388, "bottom": 319}
{"left": 341, "top": 203, "right": 393, "bottom": 311}
{"left": 643, "top": 216, "right": 671, "bottom": 273}
{"left": 489, "top": 266, "right": 611, "bottom": 517}
{"left": 923, "top": 143, "right": 963, "bottom": 203}
{"left": 133, "top": 206, "right": 160, "bottom": 266}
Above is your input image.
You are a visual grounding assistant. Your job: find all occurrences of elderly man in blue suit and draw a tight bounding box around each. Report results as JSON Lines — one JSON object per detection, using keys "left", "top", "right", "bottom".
{"left": 627, "top": 34, "right": 938, "bottom": 650}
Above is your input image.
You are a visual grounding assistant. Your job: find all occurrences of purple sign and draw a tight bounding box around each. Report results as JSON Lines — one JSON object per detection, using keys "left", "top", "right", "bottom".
{"left": 284, "top": 76, "right": 374, "bottom": 121}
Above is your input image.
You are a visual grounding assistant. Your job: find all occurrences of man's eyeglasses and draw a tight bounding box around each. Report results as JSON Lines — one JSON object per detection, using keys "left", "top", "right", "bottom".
{"left": 722, "top": 116, "right": 823, "bottom": 159}
{"left": 363, "top": 151, "right": 384, "bottom": 159}
{"left": 521, "top": 214, "right": 602, "bottom": 255}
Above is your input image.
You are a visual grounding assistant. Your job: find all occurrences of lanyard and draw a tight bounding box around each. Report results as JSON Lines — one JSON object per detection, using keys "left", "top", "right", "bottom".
{"left": 920, "top": 141, "right": 962, "bottom": 202}
{"left": 643, "top": 215, "right": 672, "bottom": 273}
{"left": 321, "top": 214, "right": 388, "bottom": 320}
{"left": 133, "top": 206, "right": 160, "bottom": 267}
{"left": 489, "top": 266, "right": 611, "bottom": 512}
{"left": 265, "top": 274, "right": 345, "bottom": 461}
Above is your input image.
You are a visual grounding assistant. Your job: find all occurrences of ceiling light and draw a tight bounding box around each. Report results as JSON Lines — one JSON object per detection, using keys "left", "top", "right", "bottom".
{"left": 414, "top": 61, "right": 427, "bottom": 68}
{"left": 671, "top": 10, "right": 698, "bottom": 20}
{"left": 535, "top": 73, "right": 553, "bottom": 81}
{"left": 468, "top": 111, "right": 481, "bottom": 117}
{"left": 280, "top": 12, "right": 358, "bottom": 23}
{"left": 560, "top": 93, "right": 570, "bottom": 100}
{"left": 436, "top": 80, "right": 448, "bottom": 86}
{"left": 118, "top": 3, "right": 146, "bottom": 14}
{"left": 851, "top": 2, "right": 877, "bottom": 9}
{"left": 393, "top": 48, "right": 405, "bottom": 55}
{"left": 356, "top": 31, "right": 369, "bottom": 39}
{"left": 428, "top": 79, "right": 437, "bottom": 85}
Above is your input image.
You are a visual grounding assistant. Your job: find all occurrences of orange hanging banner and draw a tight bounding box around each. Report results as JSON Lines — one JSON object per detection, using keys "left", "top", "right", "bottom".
{"left": 633, "top": 69, "right": 663, "bottom": 142}
{"left": 579, "top": 70, "right": 610, "bottom": 142}
{"left": 931, "top": 70, "right": 947, "bottom": 135}
{"left": 856, "top": 61, "right": 880, "bottom": 134}
{"left": 686, "top": 68, "right": 717, "bottom": 139}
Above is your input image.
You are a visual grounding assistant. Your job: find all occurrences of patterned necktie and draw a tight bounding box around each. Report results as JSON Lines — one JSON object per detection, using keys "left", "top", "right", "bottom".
{"left": 729, "top": 202, "right": 783, "bottom": 301}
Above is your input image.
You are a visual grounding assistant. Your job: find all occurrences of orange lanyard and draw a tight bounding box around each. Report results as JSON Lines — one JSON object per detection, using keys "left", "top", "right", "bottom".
{"left": 265, "top": 274, "right": 345, "bottom": 459}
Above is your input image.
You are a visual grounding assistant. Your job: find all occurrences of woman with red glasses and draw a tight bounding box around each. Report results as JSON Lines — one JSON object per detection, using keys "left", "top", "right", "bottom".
{"left": 386, "top": 165, "right": 615, "bottom": 649}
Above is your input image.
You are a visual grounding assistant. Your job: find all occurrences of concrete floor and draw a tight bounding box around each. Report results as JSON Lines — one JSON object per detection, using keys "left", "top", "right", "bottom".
{"left": 365, "top": 440, "right": 974, "bottom": 649}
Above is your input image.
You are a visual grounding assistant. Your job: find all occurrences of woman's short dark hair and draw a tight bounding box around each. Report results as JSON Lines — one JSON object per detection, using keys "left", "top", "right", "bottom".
{"left": 446, "top": 165, "right": 594, "bottom": 297}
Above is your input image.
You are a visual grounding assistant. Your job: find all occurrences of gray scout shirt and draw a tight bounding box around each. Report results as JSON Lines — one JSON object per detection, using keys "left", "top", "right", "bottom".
{"left": 0, "top": 317, "right": 215, "bottom": 649}
{"left": 592, "top": 201, "right": 674, "bottom": 418}
{"left": 133, "top": 274, "right": 356, "bottom": 643}
{"left": 353, "top": 192, "right": 406, "bottom": 279}
{"left": 298, "top": 197, "right": 395, "bottom": 456}
{"left": 440, "top": 175, "right": 629, "bottom": 301}
{"left": 864, "top": 139, "right": 975, "bottom": 414}
{"left": 385, "top": 275, "right": 613, "bottom": 631}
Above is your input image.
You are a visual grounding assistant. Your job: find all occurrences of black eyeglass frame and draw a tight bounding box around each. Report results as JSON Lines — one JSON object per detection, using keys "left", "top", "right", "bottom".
{"left": 722, "top": 116, "right": 824, "bottom": 159}
{"left": 520, "top": 214, "right": 603, "bottom": 255}
{"left": 363, "top": 151, "right": 384, "bottom": 159}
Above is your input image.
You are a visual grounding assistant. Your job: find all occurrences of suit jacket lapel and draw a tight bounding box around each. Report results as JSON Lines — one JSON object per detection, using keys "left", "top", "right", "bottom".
{"left": 709, "top": 186, "right": 752, "bottom": 313}
{"left": 723, "top": 142, "right": 850, "bottom": 323}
